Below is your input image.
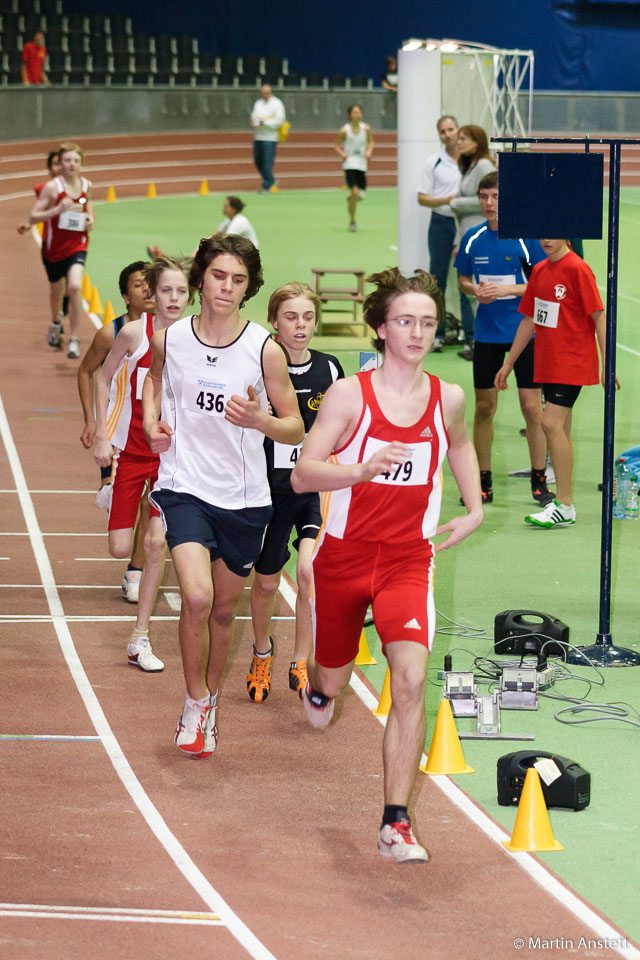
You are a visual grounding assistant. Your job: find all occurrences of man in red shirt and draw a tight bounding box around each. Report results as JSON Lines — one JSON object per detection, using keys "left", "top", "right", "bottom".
{"left": 495, "top": 239, "right": 608, "bottom": 528}
{"left": 21, "top": 31, "right": 49, "bottom": 86}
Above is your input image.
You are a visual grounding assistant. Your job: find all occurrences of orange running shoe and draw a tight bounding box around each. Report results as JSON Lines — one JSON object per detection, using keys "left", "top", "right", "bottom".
{"left": 247, "top": 637, "right": 274, "bottom": 702}
{"left": 288, "top": 660, "right": 308, "bottom": 698}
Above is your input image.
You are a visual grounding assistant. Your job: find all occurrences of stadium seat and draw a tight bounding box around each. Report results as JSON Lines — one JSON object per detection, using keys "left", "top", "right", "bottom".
{"left": 107, "top": 14, "right": 131, "bottom": 36}
{"left": 111, "top": 50, "right": 133, "bottom": 73}
{"left": 265, "top": 54, "right": 287, "bottom": 76}
{"left": 263, "top": 71, "right": 283, "bottom": 87}
{"left": 241, "top": 54, "right": 263, "bottom": 77}
{"left": 21, "top": 13, "right": 46, "bottom": 35}
{"left": 152, "top": 70, "right": 174, "bottom": 86}
{"left": 328, "top": 73, "right": 347, "bottom": 88}
{"left": 350, "top": 74, "right": 371, "bottom": 89}
{"left": 66, "top": 67, "right": 87, "bottom": 85}
{"left": 154, "top": 50, "right": 176, "bottom": 74}
{"left": 215, "top": 71, "right": 236, "bottom": 87}
{"left": 87, "top": 69, "right": 109, "bottom": 85}
{"left": 88, "top": 50, "right": 109, "bottom": 73}
{"left": 38, "top": 0, "right": 63, "bottom": 15}
{"left": 282, "top": 72, "right": 301, "bottom": 87}
{"left": 44, "top": 24, "right": 64, "bottom": 50}
{"left": 177, "top": 34, "right": 197, "bottom": 56}
{"left": 64, "top": 13, "right": 88, "bottom": 34}
{"left": 197, "top": 52, "right": 216, "bottom": 73}
{"left": 133, "top": 33, "right": 152, "bottom": 54}
{"left": 218, "top": 53, "right": 239, "bottom": 75}
{"left": 154, "top": 34, "right": 176, "bottom": 56}
{"left": 46, "top": 49, "right": 66, "bottom": 72}
{"left": 68, "top": 50, "right": 88, "bottom": 72}
{"left": 66, "top": 32, "right": 88, "bottom": 55}
{"left": 174, "top": 70, "right": 195, "bottom": 86}
{"left": 131, "top": 71, "right": 152, "bottom": 86}
{"left": 238, "top": 73, "right": 260, "bottom": 86}
{"left": 88, "top": 14, "right": 107, "bottom": 36}
{"left": 2, "top": 48, "right": 22, "bottom": 83}
{"left": 110, "top": 34, "right": 133, "bottom": 54}
{"left": 305, "top": 73, "right": 327, "bottom": 88}
{"left": 0, "top": 24, "right": 20, "bottom": 52}
{"left": 176, "top": 51, "right": 195, "bottom": 72}
{"left": 87, "top": 34, "right": 108, "bottom": 56}
{"left": 110, "top": 68, "right": 132, "bottom": 86}
{"left": 133, "top": 52, "right": 153, "bottom": 74}
{"left": 195, "top": 71, "right": 214, "bottom": 87}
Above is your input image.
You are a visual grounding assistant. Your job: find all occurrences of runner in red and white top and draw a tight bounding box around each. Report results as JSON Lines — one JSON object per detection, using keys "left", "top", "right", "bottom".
{"left": 292, "top": 267, "right": 483, "bottom": 864}
{"left": 30, "top": 141, "right": 94, "bottom": 358}
{"left": 495, "top": 239, "right": 612, "bottom": 529}
{"left": 94, "top": 256, "right": 193, "bottom": 672}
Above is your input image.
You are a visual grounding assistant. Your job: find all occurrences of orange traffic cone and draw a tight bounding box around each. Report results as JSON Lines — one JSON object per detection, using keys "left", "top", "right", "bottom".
{"left": 146, "top": 182, "right": 157, "bottom": 198}
{"left": 355, "top": 629, "right": 377, "bottom": 665}
{"left": 106, "top": 185, "right": 117, "bottom": 203}
{"left": 503, "top": 768, "right": 564, "bottom": 852}
{"left": 102, "top": 300, "right": 115, "bottom": 326}
{"left": 198, "top": 179, "right": 209, "bottom": 195}
{"left": 372, "top": 666, "right": 392, "bottom": 717}
{"left": 81, "top": 272, "right": 92, "bottom": 301}
{"left": 89, "top": 285, "right": 103, "bottom": 315}
{"left": 420, "top": 698, "right": 474, "bottom": 775}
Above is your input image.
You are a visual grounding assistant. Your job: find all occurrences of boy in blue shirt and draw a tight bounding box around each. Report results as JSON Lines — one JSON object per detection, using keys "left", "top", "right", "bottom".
{"left": 454, "top": 172, "right": 551, "bottom": 506}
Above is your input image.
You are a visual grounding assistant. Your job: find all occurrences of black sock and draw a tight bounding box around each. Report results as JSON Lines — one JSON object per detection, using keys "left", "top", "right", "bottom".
{"left": 100, "top": 465, "right": 112, "bottom": 481}
{"left": 382, "top": 805, "right": 410, "bottom": 827}
{"left": 127, "top": 563, "right": 142, "bottom": 572}
{"left": 307, "top": 685, "right": 331, "bottom": 707}
{"left": 480, "top": 470, "right": 493, "bottom": 490}
{"left": 62, "top": 295, "right": 69, "bottom": 315}
{"left": 531, "top": 468, "right": 547, "bottom": 485}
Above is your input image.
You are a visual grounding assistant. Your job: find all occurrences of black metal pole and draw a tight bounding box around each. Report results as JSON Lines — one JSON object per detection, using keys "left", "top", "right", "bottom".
{"left": 597, "top": 141, "right": 619, "bottom": 642}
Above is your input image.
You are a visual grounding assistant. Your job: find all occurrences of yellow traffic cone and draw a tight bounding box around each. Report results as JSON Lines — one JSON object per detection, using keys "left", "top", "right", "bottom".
{"left": 503, "top": 768, "right": 564, "bottom": 852}
{"left": 89, "top": 285, "right": 104, "bottom": 315}
{"left": 147, "top": 182, "right": 157, "bottom": 198}
{"left": 102, "top": 300, "right": 115, "bottom": 326}
{"left": 372, "top": 666, "right": 392, "bottom": 717}
{"left": 106, "top": 185, "right": 117, "bottom": 203}
{"left": 420, "top": 698, "right": 474, "bottom": 775}
{"left": 198, "top": 179, "right": 209, "bottom": 195}
{"left": 355, "top": 629, "right": 377, "bottom": 666}
{"left": 81, "top": 273, "right": 92, "bottom": 300}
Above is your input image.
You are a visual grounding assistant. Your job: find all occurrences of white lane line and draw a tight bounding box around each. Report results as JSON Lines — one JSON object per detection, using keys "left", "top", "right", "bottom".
{"left": 277, "top": 584, "right": 638, "bottom": 959}
{"left": 0, "top": 615, "right": 293, "bottom": 622}
{"left": 0, "top": 903, "right": 219, "bottom": 919}
{"left": 0, "top": 906, "right": 222, "bottom": 925}
{"left": 0, "top": 393, "right": 278, "bottom": 960}
{"left": 0, "top": 735, "right": 101, "bottom": 741}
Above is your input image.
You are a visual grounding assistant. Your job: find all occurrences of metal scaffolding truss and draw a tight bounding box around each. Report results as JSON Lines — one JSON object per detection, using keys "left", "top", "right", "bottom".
{"left": 433, "top": 39, "right": 534, "bottom": 139}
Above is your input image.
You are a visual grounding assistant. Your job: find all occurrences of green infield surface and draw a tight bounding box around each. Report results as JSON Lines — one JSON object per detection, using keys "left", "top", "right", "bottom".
{"left": 90, "top": 187, "right": 640, "bottom": 946}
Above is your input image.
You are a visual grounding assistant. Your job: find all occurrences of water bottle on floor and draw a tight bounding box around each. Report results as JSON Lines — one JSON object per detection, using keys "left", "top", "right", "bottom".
{"left": 626, "top": 475, "right": 639, "bottom": 520}
{"left": 613, "top": 458, "right": 630, "bottom": 519}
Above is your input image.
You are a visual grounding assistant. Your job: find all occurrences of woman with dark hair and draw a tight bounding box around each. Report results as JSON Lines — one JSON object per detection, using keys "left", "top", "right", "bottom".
{"left": 450, "top": 124, "right": 496, "bottom": 358}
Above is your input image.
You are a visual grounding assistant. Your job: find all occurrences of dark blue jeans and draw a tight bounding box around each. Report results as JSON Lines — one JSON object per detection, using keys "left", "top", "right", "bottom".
{"left": 428, "top": 211, "right": 475, "bottom": 342}
{"left": 253, "top": 139, "right": 277, "bottom": 190}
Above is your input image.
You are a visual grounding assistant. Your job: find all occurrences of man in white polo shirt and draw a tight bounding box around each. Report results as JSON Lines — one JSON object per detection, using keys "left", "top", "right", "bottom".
{"left": 250, "top": 83, "right": 286, "bottom": 194}
{"left": 417, "top": 115, "right": 461, "bottom": 351}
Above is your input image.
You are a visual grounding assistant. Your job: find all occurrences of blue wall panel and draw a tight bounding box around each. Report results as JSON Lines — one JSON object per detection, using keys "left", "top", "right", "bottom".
{"left": 61, "top": 0, "right": 640, "bottom": 91}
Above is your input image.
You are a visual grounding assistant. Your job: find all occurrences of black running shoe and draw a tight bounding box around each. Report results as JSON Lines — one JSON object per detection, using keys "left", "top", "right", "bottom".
{"left": 531, "top": 481, "right": 554, "bottom": 506}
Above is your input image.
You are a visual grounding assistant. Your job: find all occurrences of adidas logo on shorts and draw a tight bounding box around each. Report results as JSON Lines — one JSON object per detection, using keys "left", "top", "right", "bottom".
{"left": 403, "top": 618, "right": 421, "bottom": 631}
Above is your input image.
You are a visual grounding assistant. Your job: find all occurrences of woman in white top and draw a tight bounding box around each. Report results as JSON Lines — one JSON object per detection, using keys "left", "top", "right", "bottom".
{"left": 449, "top": 124, "right": 496, "bottom": 357}
{"left": 335, "top": 104, "right": 374, "bottom": 232}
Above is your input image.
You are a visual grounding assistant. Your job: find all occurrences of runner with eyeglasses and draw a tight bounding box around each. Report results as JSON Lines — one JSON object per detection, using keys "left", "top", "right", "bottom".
{"left": 291, "top": 266, "right": 483, "bottom": 864}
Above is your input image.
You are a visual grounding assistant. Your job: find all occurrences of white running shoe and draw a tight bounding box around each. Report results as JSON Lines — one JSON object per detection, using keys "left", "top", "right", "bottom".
{"left": 302, "top": 683, "right": 335, "bottom": 729}
{"left": 525, "top": 499, "right": 576, "bottom": 528}
{"left": 192, "top": 702, "right": 218, "bottom": 760}
{"left": 175, "top": 697, "right": 210, "bottom": 754}
{"left": 121, "top": 569, "right": 141, "bottom": 603}
{"left": 67, "top": 337, "right": 80, "bottom": 359}
{"left": 127, "top": 637, "right": 164, "bottom": 672}
{"left": 47, "top": 321, "right": 62, "bottom": 348}
{"left": 95, "top": 483, "right": 113, "bottom": 511}
{"left": 378, "top": 822, "right": 429, "bottom": 864}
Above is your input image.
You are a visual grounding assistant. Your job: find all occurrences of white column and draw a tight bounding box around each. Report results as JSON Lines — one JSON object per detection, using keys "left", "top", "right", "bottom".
{"left": 397, "top": 48, "right": 442, "bottom": 275}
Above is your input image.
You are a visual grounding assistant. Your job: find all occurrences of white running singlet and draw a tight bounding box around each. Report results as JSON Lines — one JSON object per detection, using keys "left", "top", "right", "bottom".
{"left": 154, "top": 316, "right": 272, "bottom": 509}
